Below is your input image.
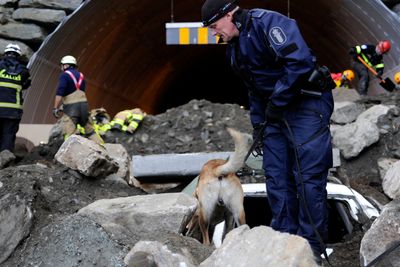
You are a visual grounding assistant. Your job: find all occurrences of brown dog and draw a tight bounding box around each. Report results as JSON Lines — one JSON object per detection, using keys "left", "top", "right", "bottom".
{"left": 187, "top": 127, "right": 252, "bottom": 245}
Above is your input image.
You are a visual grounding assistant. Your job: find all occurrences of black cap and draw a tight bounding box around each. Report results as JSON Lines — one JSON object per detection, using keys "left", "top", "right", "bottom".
{"left": 201, "top": 0, "right": 237, "bottom": 27}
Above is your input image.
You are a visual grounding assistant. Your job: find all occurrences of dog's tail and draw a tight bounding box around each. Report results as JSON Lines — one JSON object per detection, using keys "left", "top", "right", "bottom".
{"left": 215, "top": 127, "right": 253, "bottom": 176}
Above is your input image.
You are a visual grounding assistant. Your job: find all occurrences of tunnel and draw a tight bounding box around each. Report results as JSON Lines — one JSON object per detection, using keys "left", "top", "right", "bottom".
{"left": 22, "top": 0, "right": 400, "bottom": 124}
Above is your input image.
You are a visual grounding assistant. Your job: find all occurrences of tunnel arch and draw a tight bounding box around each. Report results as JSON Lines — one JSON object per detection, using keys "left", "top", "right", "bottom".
{"left": 23, "top": 0, "right": 400, "bottom": 124}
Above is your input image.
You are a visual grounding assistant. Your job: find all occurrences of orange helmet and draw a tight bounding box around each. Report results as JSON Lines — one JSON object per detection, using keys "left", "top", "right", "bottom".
{"left": 377, "top": 40, "right": 391, "bottom": 54}
{"left": 342, "top": 70, "right": 355, "bottom": 82}
{"left": 394, "top": 72, "right": 400, "bottom": 84}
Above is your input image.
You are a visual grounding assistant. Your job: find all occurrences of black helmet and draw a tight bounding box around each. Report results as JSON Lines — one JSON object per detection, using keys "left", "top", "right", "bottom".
{"left": 201, "top": 0, "right": 237, "bottom": 27}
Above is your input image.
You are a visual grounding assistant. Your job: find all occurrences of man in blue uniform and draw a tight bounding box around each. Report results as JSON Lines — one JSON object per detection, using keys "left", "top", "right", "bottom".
{"left": 52, "top": 55, "right": 103, "bottom": 144}
{"left": 0, "top": 43, "right": 31, "bottom": 152}
{"left": 201, "top": 0, "right": 334, "bottom": 261}
{"left": 349, "top": 40, "right": 391, "bottom": 95}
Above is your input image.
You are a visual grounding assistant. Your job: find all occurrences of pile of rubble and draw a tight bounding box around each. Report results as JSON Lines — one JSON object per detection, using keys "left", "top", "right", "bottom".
{"left": 1, "top": 96, "right": 400, "bottom": 266}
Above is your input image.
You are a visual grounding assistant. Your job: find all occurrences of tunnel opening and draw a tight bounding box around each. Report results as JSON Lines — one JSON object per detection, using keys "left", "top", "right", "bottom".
{"left": 157, "top": 45, "right": 249, "bottom": 113}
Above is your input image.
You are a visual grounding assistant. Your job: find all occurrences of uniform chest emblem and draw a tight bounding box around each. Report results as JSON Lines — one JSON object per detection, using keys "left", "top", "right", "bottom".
{"left": 269, "top": 27, "right": 287, "bottom": 45}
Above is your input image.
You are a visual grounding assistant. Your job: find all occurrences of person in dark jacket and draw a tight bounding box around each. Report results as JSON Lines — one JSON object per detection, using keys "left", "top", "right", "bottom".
{"left": 0, "top": 43, "right": 31, "bottom": 152}
{"left": 201, "top": 0, "right": 335, "bottom": 262}
{"left": 349, "top": 40, "right": 391, "bottom": 95}
{"left": 52, "top": 55, "right": 103, "bottom": 144}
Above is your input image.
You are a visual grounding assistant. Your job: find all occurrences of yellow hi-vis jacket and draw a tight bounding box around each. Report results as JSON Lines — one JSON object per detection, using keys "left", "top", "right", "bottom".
{"left": 110, "top": 109, "right": 145, "bottom": 133}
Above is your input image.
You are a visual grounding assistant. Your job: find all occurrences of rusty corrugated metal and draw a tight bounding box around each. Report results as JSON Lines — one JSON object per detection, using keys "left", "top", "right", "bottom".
{"left": 23, "top": 0, "right": 400, "bottom": 124}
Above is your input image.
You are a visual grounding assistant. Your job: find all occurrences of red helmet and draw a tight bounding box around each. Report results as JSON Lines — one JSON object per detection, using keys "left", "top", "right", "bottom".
{"left": 377, "top": 40, "right": 391, "bottom": 54}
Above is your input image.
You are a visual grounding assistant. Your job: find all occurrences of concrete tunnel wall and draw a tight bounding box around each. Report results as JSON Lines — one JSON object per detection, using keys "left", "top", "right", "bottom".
{"left": 22, "top": 0, "right": 400, "bottom": 124}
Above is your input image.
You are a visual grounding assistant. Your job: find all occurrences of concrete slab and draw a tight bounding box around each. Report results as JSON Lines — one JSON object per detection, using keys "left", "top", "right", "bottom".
{"left": 132, "top": 148, "right": 340, "bottom": 179}
{"left": 132, "top": 152, "right": 232, "bottom": 178}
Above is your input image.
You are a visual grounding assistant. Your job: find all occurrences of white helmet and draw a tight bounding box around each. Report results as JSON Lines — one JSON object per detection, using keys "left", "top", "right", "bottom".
{"left": 4, "top": 43, "right": 21, "bottom": 56}
{"left": 60, "top": 55, "right": 77, "bottom": 65}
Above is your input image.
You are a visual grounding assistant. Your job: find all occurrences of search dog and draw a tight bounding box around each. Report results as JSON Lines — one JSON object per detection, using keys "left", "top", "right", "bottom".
{"left": 186, "top": 127, "right": 252, "bottom": 245}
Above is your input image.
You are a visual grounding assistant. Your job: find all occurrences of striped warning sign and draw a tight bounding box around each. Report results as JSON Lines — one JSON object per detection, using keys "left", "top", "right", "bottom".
{"left": 165, "top": 22, "right": 221, "bottom": 45}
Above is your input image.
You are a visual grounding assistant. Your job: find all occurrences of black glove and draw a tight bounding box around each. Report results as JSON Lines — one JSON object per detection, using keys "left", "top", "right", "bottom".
{"left": 52, "top": 108, "right": 62, "bottom": 118}
{"left": 265, "top": 103, "right": 284, "bottom": 123}
{"left": 252, "top": 123, "right": 264, "bottom": 156}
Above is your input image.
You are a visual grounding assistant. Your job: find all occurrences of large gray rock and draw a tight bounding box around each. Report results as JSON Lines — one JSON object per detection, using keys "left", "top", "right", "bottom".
{"left": 331, "top": 104, "right": 392, "bottom": 159}
{"left": 0, "top": 0, "right": 17, "bottom": 6}
{"left": 0, "top": 165, "right": 38, "bottom": 264}
{"left": 104, "top": 143, "right": 130, "bottom": 180}
{"left": 357, "top": 104, "right": 393, "bottom": 124}
{"left": 20, "top": 214, "right": 127, "bottom": 267}
{"left": 124, "top": 241, "right": 196, "bottom": 267}
{"left": 78, "top": 193, "right": 197, "bottom": 244}
{"left": 200, "top": 225, "right": 318, "bottom": 267}
{"left": 378, "top": 157, "right": 398, "bottom": 181}
{"left": 0, "top": 194, "right": 33, "bottom": 264}
{"left": 331, "top": 101, "right": 365, "bottom": 124}
{"left": 13, "top": 8, "right": 66, "bottom": 25}
{"left": 382, "top": 160, "right": 400, "bottom": 199}
{"left": 331, "top": 120, "right": 380, "bottom": 159}
{"left": 19, "top": 0, "right": 82, "bottom": 12}
{"left": 360, "top": 200, "right": 400, "bottom": 267}
{"left": 55, "top": 135, "right": 119, "bottom": 178}
{"left": 0, "top": 149, "right": 15, "bottom": 169}
{"left": 0, "top": 22, "right": 47, "bottom": 42}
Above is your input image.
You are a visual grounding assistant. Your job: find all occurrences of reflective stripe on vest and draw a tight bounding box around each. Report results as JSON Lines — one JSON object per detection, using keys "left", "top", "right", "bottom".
{"left": 0, "top": 78, "right": 23, "bottom": 109}
{"left": 128, "top": 120, "right": 139, "bottom": 130}
{"left": 131, "top": 113, "right": 144, "bottom": 121}
{"left": 112, "top": 118, "right": 125, "bottom": 126}
{"left": 77, "top": 124, "right": 86, "bottom": 134}
{"left": 360, "top": 53, "right": 372, "bottom": 68}
{"left": 357, "top": 46, "right": 384, "bottom": 70}
{"left": 65, "top": 70, "right": 84, "bottom": 90}
{"left": 356, "top": 46, "right": 373, "bottom": 67}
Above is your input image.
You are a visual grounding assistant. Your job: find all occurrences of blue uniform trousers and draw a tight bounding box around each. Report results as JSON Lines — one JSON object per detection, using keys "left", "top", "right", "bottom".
{"left": 263, "top": 91, "right": 333, "bottom": 254}
{"left": 0, "top": 117, "right": 20, "bottom": 152}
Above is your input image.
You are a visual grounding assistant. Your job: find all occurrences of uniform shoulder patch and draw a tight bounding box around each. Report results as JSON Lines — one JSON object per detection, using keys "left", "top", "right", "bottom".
{"left": 269, "top": 27, "right": 287, "bottom": 45}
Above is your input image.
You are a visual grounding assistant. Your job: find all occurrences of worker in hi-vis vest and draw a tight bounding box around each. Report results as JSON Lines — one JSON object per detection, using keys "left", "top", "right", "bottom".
{"left": 110, "top": 108, "right": 146, "bottom": 134}
{"left": 90, "top": 107, "right": 112, "bottom": 136}
{"left": 0, "top": 43, "right": 31, "bottom": 152}
{"left": 52, "top": 55, "right": 103, "bottom": 144}
{"left": 349, "top": 40, "right": 391, "bottom": 95}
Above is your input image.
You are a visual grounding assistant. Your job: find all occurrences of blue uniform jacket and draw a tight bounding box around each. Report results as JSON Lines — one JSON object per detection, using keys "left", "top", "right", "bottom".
{"left": 228, "top": 9, "right": 316, "bottom": 126}
{"left": 56, "top": 67, "right": 86, "bottom": 97}
{"left": 0, "top": 56, "right": 31, "bottom": 119}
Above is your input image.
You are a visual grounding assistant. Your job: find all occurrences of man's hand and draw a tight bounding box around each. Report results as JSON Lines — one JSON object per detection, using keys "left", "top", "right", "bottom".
{"left": 52, "top": 108, "right": 62, "bottom": 118}
{"left": 265, "top": 103, "right": 284, "bottom": 123}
